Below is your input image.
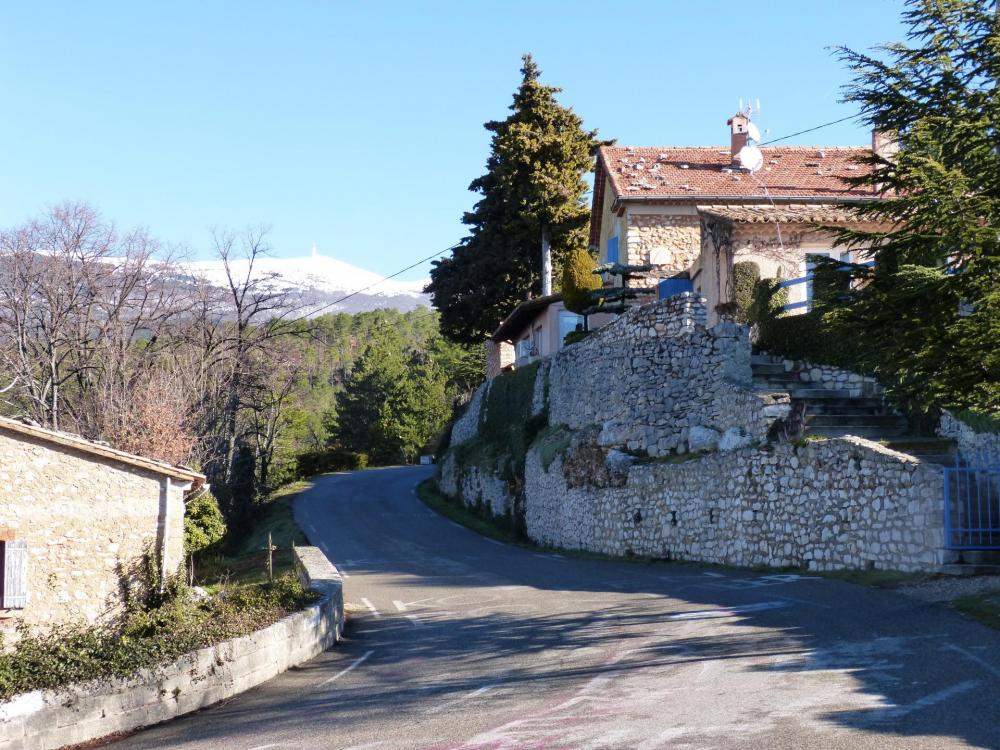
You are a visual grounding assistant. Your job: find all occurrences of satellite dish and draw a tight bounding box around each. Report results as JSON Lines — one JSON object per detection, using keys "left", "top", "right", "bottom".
{"left": 747, "top": 122, "right": 761, "bottom": 142}
{"left": 738, "top": 145, "right": 764, "bottom": 172}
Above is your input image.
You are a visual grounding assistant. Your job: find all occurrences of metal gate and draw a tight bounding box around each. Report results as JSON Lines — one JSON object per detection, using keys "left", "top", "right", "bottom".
{"left": 944, "top": 450, "right": 1000, "bottom": 550}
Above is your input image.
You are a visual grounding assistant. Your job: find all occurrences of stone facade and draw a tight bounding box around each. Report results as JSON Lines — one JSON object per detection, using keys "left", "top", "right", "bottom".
{"left": 547, "top": 294, "right": 788, "bottom": 457}
{"left": 625, "top": 212, "right": 701, "bottom": 277}
{"left": 0, "top": 426, "right": 196, "bottom": 635}
{"left": 525, "top": 437, "right": 943, "bottom": 572}
{"left": 485, "top": 340, "right": 515, "bottom": 380}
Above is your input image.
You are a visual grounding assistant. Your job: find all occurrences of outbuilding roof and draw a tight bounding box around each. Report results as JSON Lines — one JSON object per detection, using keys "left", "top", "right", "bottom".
{"left": 491, "top": 294, "right": 562, "bottom": 343}
{"left": 598, "top": 145, "right": 874, "bottom": 201}
{"left": 696, "top": 203, "right": 864, "bottom": 224}
{"left": 0, "top": 416, "right": 205, "bottom": 485}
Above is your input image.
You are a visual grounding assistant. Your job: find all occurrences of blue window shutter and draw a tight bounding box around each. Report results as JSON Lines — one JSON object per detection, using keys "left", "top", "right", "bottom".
{"left": 607, "top": 236, "right": 619, "bottom": 265}
{"left": 2, "top": 540, "right": 27, "bottom": 609}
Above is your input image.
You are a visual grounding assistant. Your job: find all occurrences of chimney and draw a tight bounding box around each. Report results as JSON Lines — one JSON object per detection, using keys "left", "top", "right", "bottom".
{"left": 728, "top": 113, "right": 750, "bottom": 163}
{"left": 872, "top": 129, "right": 899, "bottom": 160}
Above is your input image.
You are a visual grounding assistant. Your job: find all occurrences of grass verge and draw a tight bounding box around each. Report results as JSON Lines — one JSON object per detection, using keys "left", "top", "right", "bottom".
{"left": 195, "top": 481, "right": 312, "bottom": 590}
{"left": 814, "top": 569, "right": 933, "bottom": 588}
{"left": 952, "top": 590, "right": 1000, "bottom": 630}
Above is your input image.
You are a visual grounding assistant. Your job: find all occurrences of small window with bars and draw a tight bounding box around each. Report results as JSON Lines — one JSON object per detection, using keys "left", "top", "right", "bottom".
{"left": 0, "top": 540, "right": 27, "bottom": 609}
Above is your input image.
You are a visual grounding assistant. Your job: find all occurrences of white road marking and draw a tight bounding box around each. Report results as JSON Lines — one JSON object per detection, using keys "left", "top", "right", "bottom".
{"left": 944, "top": 643, "right": 1000, "bottom": 679}
{"left": 393, "top": 600, "right": 407, "bottom": 612}
{"left": 445, "top": 520, "right": 467, "bottom": 531}
{"left": 703, "top": 571, "right": 725, "bottom": 577}
{"left": 429, "top": 683, "right": 497, "bottom": 713}
{"left": 405, "top": 614, "right": 424, "bottom": 627}
{"left": 247, "top": 745, "right": 282, "bottom": 750}
{"left": 307, "top": 523, "right": 318, "bottom": 534}
{"left": 878, "top": 680, "right": 979, "bottom": 720}
{"left": 360, "top": 598, "right": 381, "bottom": 618}
{"left": 669, "top": 601, "right": 789, "bottom": 620}
{"left": 317, "top": 650, "right": 374, "bottom": 688}
{"left": 484, "top": 538, "right": 504, "bottom": 546}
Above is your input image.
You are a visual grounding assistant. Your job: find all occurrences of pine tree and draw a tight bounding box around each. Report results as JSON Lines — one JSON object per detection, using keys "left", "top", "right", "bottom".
{"left": 831, "top": 0, "right": 1000, "bottom": 415}
{"left": 427, "top": 54, "right": 605, "bottom": 343}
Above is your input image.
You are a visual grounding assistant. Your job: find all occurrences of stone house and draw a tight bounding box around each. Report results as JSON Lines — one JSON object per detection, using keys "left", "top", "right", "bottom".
{"left": 0, "top": 416, "right": 204, "bottom": 635}
{"left": 590, "top": 112, "right": 893, "bottom": 323}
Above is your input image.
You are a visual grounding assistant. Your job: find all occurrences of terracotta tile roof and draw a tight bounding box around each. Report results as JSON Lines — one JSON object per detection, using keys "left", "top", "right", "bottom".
{"left": 599, "top": 145, "right": 875, "bottom": 201}
{"left": 696, "top": 204, "right": 862, "bottom": 224}
{"left": 491, "top": 294, "right": 561, "bottom": 343}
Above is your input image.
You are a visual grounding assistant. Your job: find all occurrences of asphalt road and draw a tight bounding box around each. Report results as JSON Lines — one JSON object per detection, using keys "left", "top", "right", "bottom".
{"left": 110, "top": 466, "right": 1000, "bottom": 749}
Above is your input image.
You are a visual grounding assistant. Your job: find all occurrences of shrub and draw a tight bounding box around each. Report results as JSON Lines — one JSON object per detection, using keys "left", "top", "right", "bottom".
{"left": 732, "top": 261, "right": 761, "bottom": 323}
{"left": 954, "top": 408, "right": 1000, "bottom": 434}
{"left": 561, "top": 247, "right": 602, "bottom": 314}
{"left": 184, "top": 489, "right": 226, "bottom": 556}
{"left": 0, "top": 574, "right": 317, "bottom": 700}
{"left": 295, "top": 448, "right": 368, "bottom": 477}
{"left": 747, "top": 276, "right": 789, "bottom": 328}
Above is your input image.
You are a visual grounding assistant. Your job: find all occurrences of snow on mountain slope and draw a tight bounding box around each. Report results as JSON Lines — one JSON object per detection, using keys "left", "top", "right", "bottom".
{"left": 180, "top": 248, "right": 431, "bottom": 315}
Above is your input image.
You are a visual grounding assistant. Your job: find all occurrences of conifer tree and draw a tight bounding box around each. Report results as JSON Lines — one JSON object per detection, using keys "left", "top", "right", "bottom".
{"left": 831, "top": 0, "right": 1000, "bottom": 414}
{"left": 427, "top": 55, "right": 604, "bottom": 343}
{"left": 561, "top": 247, "right": 602, "bottom": 314}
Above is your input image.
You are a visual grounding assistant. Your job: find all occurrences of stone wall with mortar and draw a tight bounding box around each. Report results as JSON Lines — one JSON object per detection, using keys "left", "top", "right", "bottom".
{"left": 772, "top": 357, "right": 883, "bottom": 398}
{"left": 525, "top": 436, "right": 944, "bottom": 572}
{"left": 547, "top": 294, "right": 789, "bottom": 457}
{"left": 0, "top": 431, "right": 187, "bottom": 635}
{"left": 938, "top": 410, "right": 1000, "bottom": 464}
{"left": 0, "top": 545, "right": 344, "bottom": 750}
{"left": 625, "top": 212, "right": 701, "bottom": 274}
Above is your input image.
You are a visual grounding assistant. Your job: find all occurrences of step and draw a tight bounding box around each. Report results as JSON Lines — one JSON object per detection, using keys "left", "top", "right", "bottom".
{"left": 750, "top": 363, "right": 787, "bottom": 376}
{"left": 751, "top": 354, "right": 784, "bottom": 366}
{"left": 804, "top": 414, "right": 908, "bottom": 428}
{"left": 882, "top": 437, "right": 956, "bottom": 456}
{"left": 804, "top": 425, "right": 911, "bottom": 439}
{"left": 800, "top": 403, "right": 889, "bottom": 417}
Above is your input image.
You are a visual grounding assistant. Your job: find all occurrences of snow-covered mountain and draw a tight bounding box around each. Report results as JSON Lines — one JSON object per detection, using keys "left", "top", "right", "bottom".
{"left": 180, "top": 247, "right": 431, "bottom": 315}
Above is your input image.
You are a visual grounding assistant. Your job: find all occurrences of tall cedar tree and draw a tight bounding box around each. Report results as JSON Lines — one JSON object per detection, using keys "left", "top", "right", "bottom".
{"left": 427, "top": 55, "right": 604, "bottom": 343}
{"left": 831, "top": 0, "right": 1000, "bottom": 415}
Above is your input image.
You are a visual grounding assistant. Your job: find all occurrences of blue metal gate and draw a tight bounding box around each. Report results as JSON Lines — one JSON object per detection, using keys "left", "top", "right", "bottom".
{"left": 944, "top": 450, "right": 1000, "bottom": 550}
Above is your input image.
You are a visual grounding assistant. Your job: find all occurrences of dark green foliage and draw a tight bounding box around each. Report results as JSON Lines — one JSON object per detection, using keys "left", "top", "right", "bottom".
{"left": 295, "top": 448, "right": 368, "bottom": 477}
{"left": 0, "top": 574, "right": 316, "bottom": 700}
{"left": 183, "top": 489, "right": 226, "bottom": 556}
{"left": 563, "top": 329, "right": 592, "bottom": 347}
{"left": 756, "top": 311, "right": 866, "bottom": 371}
{"left": 954, "top": 408, "right": 1000, "bottom": 434}
{"left": 428, "top": 55, "right": 606, "bottom": 343}
{"left": 829, "top": 0, "right": 1000, "bottom": 414}
{"left": 747, "top": 277, "right": 789, "bottom": 328}
{"left": 455, "top": 361, "right": 545, "bottom": 487}
{"left": 561, "top": 247, "right": 602, "bottom": 314}
{"left": 732, "top": 261, "right": 761, "bottom": 323}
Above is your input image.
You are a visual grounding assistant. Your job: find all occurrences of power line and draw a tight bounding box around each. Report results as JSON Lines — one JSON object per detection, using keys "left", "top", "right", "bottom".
{"left": 758, "top": 114, "right": 862, "bottom": 145}
{"left": 295, "top": 242, "right": 460, "bottom": 320}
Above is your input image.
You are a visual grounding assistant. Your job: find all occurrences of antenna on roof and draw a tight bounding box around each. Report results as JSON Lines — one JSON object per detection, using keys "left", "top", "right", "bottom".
{"left": 738, "top": 145, "right": 764, "bottom": 172}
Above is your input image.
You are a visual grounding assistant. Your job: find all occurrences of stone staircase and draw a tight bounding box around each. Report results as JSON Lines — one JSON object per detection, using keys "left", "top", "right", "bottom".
{"left": 751, "top": 353, "right": 957, "bottom": 465}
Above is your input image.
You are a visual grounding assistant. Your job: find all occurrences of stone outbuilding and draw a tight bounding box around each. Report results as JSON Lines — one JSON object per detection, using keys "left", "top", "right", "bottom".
{"left": 0, "top": 416, "right": 204, "bottom": 635}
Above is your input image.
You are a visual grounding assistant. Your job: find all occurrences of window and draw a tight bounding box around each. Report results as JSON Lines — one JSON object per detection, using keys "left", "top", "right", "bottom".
{"left": 558, "top": 311, "right": 582, "bottom": 346}
{"left": 607, "top": 235, "right": 619, "bottom": 265}
{"left": 0, "top": 540, "right": 27, "bottom": 609}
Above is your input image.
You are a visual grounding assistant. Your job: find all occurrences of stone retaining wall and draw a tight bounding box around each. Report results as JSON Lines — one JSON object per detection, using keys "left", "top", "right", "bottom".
{"left": 525, "top": 436, "right": 944, "bottom": 572}
{"left": 547, "top": 294, "right": 789, "bottom": 457}
{"left": 939, "top": 410, "right": 1000, "bottom": 464}
{"left": 0, "top": 545, "right": 343, "bottom": 750}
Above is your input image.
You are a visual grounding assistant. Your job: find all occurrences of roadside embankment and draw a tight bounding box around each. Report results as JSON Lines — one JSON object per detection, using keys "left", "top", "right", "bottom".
{"left": 0, "top": 545, "right": 343, "bottom": 750}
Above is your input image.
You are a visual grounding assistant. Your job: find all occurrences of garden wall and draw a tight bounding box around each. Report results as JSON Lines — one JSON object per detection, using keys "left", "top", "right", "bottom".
{"left": 525, "top": 435, "right": 943, "bottom": 572}
{"left": 0, "top": 545, "right": 344, "bottom": 750}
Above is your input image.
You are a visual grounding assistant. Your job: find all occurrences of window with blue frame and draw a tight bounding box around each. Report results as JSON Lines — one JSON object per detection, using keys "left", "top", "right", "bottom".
{"left": 606, "top": 235, "right": 619, "bottom": 265}
{"left": 559, "top": 311, "right": 583, "bottom": 346}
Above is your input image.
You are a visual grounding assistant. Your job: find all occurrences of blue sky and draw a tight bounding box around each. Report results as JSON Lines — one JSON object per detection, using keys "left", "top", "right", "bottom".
{"left": 0, "top": 1, "right": 906, "bottom": 279}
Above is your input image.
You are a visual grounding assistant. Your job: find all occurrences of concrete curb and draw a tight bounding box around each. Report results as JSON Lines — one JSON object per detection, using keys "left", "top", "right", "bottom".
{"left": 0, "top": 545, "right": 343, "bottom": 750}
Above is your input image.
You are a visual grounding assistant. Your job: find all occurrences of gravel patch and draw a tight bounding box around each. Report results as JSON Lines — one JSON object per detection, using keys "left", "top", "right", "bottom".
{"left": 897, "top": 575, "right": 1000, "bottom": 603}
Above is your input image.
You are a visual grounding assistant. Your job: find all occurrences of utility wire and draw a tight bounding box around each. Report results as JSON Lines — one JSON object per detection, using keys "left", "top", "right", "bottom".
{"left": 294, "top": 242, "right": 460, "bottom": 320}
{"left": 758, "top": 114, "right": 861, "bottom": 145}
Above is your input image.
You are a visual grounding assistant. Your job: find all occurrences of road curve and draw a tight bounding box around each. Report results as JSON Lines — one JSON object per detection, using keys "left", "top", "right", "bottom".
{"left": 110, "top": 466, "right": 1000, "bottom": 749}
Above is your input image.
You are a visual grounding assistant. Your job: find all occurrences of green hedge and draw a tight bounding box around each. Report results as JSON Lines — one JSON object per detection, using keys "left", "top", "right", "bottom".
{"left": 295, "top": 448, "right": 368, "bottom": 477}
{"left": 0, "top": 574, "right": 317, "bottom": 700}
{"left": 757, "top": 311, "right": 865, "bottom": 370}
